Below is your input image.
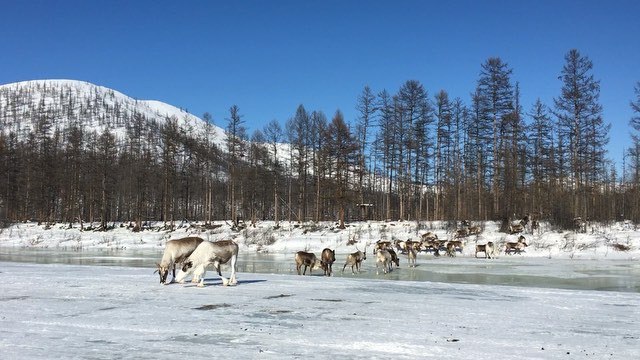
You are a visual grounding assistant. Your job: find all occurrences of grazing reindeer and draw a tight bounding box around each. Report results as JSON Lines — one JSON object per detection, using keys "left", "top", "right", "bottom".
{"left": 175, "top": 240, "right": 238, "bottom": 287}
{"left": 375, "top": 249, "right": 392, "bottom": 275}
{"left": 155, "top": 236, "right": 204, "bottom": 284}
{"left": 475, "top": 242, "right": 495, "bottom": 259}
{"left": 295, "top": 251, "right": 322, "bottom": 275}
{"left": 342, "top": 246, "right": 367, "bottom": 274}
{"left": 320, "top": 248, "right": 336, "bottom": 276}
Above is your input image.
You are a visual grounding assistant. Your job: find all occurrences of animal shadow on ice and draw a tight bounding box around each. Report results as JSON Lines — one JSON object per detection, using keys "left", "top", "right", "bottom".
{"left": 181, "top": 278, "right": 267, "bottom": 287}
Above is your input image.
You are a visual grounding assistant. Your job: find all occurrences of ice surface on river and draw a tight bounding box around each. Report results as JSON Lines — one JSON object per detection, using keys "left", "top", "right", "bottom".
{"left": 1, "top": 262, "right": 638, "bottom": 359}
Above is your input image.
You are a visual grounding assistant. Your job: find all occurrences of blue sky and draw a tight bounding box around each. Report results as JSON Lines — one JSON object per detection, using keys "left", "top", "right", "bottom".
{"left": 1, "top": 0, "right": 639, "bottom": 170}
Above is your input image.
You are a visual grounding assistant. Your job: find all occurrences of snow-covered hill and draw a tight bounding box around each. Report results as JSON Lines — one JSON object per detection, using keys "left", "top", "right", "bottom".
{"left": 0, "top": 79, "right": 227, "bottom": 149}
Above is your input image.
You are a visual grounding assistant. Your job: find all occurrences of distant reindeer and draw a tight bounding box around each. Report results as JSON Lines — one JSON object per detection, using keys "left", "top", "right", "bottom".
{"left": 388, "top": 248, "right": 400, "bottom": 269}
{"left": 475, "top": 242, "right": 495, "bottom": 259}
{"left": 342, "top": 245, "right": 367, "bottom": 274}
{"left": 407, "top": 247, "right": 417, "bottom": 267}
{"left": 445, "top": 240, "right": 464, "bottom": 257}
{"left": 504, "top": 236, "right": 528, "bottom": 255}
{"left": 320, "top": 248, "right": 336, "bottom": 276}
{"left": 375, "top": 249, "right": 392, "bottom": 275}
{"left": 373, "top": 240, "right": 392, "bottom": 254}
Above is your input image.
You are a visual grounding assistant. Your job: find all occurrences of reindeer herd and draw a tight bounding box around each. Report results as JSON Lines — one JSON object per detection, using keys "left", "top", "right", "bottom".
{"left": 289, "top": 217, "right": 536, "bottom": 278}
{"left": 155, "top": 216, "right": 537, "bottom": 286}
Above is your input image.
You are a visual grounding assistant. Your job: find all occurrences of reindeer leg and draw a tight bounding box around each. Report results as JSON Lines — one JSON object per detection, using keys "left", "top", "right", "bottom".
{"left": 197, "top": 266, "right": 206, "bottom": 287}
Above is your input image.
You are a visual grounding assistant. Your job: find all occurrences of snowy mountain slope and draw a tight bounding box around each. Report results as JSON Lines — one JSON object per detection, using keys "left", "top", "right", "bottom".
{"left": 0, "top": 79, "right": 228, "bottom": 149}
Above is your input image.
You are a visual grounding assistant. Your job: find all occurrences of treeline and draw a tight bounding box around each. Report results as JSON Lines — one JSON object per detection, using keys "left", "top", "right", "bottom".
{"left": 1, "top": 49, "right": 640, "bottom": 229}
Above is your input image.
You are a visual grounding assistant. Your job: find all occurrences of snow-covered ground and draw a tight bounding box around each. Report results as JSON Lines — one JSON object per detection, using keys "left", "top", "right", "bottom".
{"left": 1, "top": 261, "right": 638, "bottom": 359}
{"left": 1, "top": 220, "right": 639, "bottom": 359}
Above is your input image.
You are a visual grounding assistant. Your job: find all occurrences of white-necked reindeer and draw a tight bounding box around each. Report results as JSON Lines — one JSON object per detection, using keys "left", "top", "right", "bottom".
{"left": 375, "top": 249, "right": 392, "bottom": 275}
{"left": 155, "top": 236, "right": 204, "bottom": 284}
{"left": 475, "top": 242, "right": 495, "bottom": 259}
{"left": 176, "top": 240, "right": 238, "bottom": 287}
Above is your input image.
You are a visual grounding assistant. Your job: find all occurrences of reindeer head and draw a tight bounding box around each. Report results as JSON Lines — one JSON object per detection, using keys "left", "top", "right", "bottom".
{"left": 174, "top": 260, "right": 194, "bottom": 284}
{"left": 155, "top": 263, "right": 169, "bottom": 284}
{"left": 181, "top": 260, "right": 194, "bottom": 273}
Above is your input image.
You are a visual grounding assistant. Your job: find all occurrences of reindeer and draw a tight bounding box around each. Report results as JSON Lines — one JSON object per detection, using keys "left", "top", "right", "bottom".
{"left": 375, "top": 249, "right": 392, "bottom": 274}
{"left": 445, "top": 240, "right": 464, "bottom": 257}
{"left": 295, "top": 251, "right": 322, "bottom": 275}
{"left": 421, "top": 232, "right": 438, "bottom": 242}
{"left": 320, "top": 248, "right": 336, "bottom": 276}
{"left": 509, "top": 223, "right": 525, "bottom": 234}
{"left": 155, "top": 236, "right": 204, "bottom": 284}
{"left": 342, "top": 246, "right": 367, "bottom": 274}
{"left": 394, "top": 239, "right": 408, "bottom": 254}
{"left": 388, "top": 248, "right": 400, "bottom": 269}
{"left": 407, "top": 247, "right": 417, "bottom": 267}
{"left": 454, "top": 227, "right": 470, "bottom": 238}
{"left": 475, "top": 242, "right": 495, "bottom": 259}
{"left": 508, "top": 215, "right": 529, "bottom": 234}
{"left": 372, "top": 240, "right": 392, "bottom": 254}
{"left": 421, "top": 239, "right": 442, "bottom": 256}
{"left": 504, "top": 236, "right": 528, "bottom": 255}
{"left": 406, "top": 239, "right": 422, "bottom": 253}
{"left": 468, "top": 225, "right": 482, "bottom": 235}
{"left": 175, "top": 240, "right": 238, "bottom": 287}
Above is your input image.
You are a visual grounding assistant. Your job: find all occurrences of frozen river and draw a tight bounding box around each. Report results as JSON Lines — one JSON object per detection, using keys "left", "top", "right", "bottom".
{"left": 1, "top": 247, "right": 638, "bottom": 292}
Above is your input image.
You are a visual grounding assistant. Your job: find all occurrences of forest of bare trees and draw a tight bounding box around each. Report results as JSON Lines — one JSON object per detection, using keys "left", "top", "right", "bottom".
{"left": 1, "top": 50, "right": 639, "bottom": 229}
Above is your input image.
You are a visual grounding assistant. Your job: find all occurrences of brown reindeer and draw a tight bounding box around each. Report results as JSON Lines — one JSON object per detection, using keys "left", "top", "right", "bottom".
{"left": 504, "top": 236, "right": 528, "bottom": 255}
{"left": 388, "top": 248, "right": 400, "bottom": 269}
{"left": 320, "top": 248, "right": 336, "bottom": 276}
{"left": 445, "top": 240, "right": 464, "bottom": 256}
{"left": 295, "top": 251, "right": 321, "bottom": 275}
{"left": 421, "top": 232, "right": 438, "bottom": 242}
{"left": 342, "top": 246, "right": 367, "bottom": 274}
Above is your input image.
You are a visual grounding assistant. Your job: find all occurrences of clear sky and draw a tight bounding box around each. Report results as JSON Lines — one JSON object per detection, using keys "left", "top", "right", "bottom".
{"left": 1, "top": 0, "right": 639, "bottom": 171}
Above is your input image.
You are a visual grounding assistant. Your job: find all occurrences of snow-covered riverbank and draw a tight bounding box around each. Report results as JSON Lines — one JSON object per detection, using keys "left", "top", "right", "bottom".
{"left": 1, "top": 220, "right": 639, "bottom": 260}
